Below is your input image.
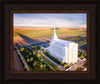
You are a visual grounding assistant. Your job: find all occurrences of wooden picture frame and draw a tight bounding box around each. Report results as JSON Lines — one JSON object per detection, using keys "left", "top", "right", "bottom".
{"left": 0, "top": 0, "right": 99, "bottom": 84}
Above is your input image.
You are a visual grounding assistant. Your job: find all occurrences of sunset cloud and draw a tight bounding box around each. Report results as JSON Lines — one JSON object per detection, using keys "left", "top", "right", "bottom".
{"left": 13, "top": 13, "right": 87, "bottom": 28}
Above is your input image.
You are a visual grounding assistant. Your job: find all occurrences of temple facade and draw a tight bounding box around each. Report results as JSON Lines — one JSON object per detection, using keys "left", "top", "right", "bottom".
{"left": 47, "top": 28, "right": 78, "bottom": 64}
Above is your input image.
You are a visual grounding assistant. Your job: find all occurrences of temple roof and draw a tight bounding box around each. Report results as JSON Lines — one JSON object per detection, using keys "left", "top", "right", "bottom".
{"left": 52, "top": 39, "right": 75, "bottom": 47}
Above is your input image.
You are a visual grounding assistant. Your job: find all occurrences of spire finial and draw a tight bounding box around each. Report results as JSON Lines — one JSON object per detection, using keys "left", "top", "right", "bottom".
{"left": 51, "top": 27, "right": 58, "bottom": 41}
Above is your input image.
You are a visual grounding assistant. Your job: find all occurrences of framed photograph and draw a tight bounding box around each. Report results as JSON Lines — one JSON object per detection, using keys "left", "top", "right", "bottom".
{"left": 12, "top": 11, "right": 89, "bottom": 73}
{"left": 1, "top": 0, "right": 99, "bottom": 84}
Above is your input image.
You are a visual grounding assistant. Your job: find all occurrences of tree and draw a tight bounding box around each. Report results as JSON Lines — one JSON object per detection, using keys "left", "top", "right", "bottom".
{"left": 26, "top": 55, "right": 29, "bottom": 58}
{"left": 56, "top": 58, "right": 60, "bottom": 61}
{"left": 63, "top": 64, "right": 67, "bottom": 69}
{"left": 40, "top": 59, "right": 43, "bottom": 62}
{"left": 40, "top": 64, "right": 43, "bottom": 69}
{"left": 80, "top": 55, "right": 84, "bottom": 60}
{"left": 40, "top": 47, "right": 44, "bottom": 50}
{"left": 27, "top": 58, "right": 30, "bottom": 62}
{"left": 30, "top": 57, "right": 33, "bottom": 61}
{"left": 43, "top": 50, "right": 47, "bottom": 53}
{"left": 61, "top": 61, "right": 64, "bottom": 65}
{"left": 20, "top": 58, "right": 22, "bottom": 60}
{"left": 37, "top": 50, "right": 39, "bottom": 54}
{"left": 29, "top": 52, "right": 31, "bottom": 55}
{"left": 24, "top": 66, "right": 27, "bottom": 69}
{"left": 63, "top": 63, "right": 69, "bottom": 69}
{"left": 33, "top": 51, "right": 36, "bottom": 55}
{"left": 33, "top": 61, "right": 37, "bottom": 66}
{"left": 20, "top": 48, "right": 24, "bottom": 52}
{"left": 46, "top": 43, "right": 50, "bottom": 46}
{"left": 43, "top": 64, "right": 46, "bottom": 68}
{"left": 37, "top": 54, "right": 40, "bottom": 58}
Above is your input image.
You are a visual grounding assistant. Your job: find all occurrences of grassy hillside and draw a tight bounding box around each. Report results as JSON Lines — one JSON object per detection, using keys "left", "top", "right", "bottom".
{"left": 14, "top": 29, "right": 86, "bottom": 38}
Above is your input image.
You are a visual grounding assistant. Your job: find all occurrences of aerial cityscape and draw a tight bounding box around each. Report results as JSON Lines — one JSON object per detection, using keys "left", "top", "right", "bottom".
{"left": 13, "top": 13, "right": 87, "bottom": 72}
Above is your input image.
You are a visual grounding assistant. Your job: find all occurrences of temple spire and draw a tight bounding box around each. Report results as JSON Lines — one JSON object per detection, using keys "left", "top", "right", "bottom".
{"left": 51, "top": 27, "right": 58, "bottom": 41}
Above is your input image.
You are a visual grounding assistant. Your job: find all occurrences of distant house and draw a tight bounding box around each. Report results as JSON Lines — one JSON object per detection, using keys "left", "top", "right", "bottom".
{"left": 47, "top": 28, "right": 78, "bottom": 64}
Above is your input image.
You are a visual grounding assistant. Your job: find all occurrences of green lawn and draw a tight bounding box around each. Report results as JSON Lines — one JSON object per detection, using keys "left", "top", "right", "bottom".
{"left": 14, "top": 29, "right": 86, "bottom": 38}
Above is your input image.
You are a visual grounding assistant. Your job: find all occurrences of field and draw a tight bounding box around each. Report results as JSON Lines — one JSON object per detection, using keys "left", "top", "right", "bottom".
{"left": 14, "top": 27, "right": 86, "bottom": 49}
{"left": 14, "top": 27, "right": 86, "bottom": 38}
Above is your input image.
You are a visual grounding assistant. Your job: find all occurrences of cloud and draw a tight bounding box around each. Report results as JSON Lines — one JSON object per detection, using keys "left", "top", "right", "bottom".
{"left": 13, "top": 13, "right": 87, "bottom": 28}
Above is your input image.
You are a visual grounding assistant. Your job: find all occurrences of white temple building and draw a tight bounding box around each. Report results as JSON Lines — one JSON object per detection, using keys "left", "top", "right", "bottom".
{"left": 47, "top": 28, "right": 78, "bottom": 64}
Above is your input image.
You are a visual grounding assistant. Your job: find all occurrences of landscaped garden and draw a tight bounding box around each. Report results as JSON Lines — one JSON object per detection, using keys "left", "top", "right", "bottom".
{"left": 19, "top": 47, "right": 54, "bottom": 71}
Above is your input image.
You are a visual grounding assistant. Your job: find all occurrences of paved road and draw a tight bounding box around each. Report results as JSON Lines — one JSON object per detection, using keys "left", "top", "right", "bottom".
{"left": 67, "top": 58, "right": 87, "bottom": 71}
{"left": 15, "top": 47, "right": 30, "bottom": 71}
{"left": 40, "top": 50, "right": 65, "bottom": 71}
{"left": 13, "top": 50, "right": 24, "bottom": 71}
{"left": 18, "top": 50, "right": 30, "bottom": 71}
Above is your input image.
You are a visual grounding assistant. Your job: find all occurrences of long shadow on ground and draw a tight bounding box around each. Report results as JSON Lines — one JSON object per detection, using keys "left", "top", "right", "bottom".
{"left": 14, "top": 32, "right": 50, "bottom": 49}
